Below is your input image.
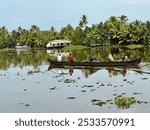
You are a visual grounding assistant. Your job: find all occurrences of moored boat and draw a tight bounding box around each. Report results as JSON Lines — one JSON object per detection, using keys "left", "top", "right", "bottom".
{"left": 15, "top": 43, "right": 30, "bottom": 49}
{"left": 15, "top": 45, "right": 29, "bottom": 49}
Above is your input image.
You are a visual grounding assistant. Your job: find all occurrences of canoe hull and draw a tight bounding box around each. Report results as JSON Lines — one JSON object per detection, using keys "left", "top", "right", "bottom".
{"left": 48, "top": 57, "right": 142, "bottom": 67}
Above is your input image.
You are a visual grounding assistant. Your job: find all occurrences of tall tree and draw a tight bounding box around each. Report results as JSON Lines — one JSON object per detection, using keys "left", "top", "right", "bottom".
{"left": 79, "top": 15, "right": 88, "bottom": 29}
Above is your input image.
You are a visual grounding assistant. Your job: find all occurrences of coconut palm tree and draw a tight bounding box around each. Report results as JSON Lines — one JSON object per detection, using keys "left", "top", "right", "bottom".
{"left": 79, "top": 15, "right": 88, "bottom": 29}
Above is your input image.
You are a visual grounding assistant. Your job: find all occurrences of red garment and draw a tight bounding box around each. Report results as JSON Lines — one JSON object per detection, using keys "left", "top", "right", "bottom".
{"left": 68, "top": 54, "right": 73, "bottom": 62}
{"left": 69, "top": 68, "right": 74, "bottom": 75}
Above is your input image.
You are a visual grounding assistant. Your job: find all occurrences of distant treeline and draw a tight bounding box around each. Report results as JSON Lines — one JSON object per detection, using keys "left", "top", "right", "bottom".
{"left": 0, "top": 15, "right": 150, "bottom": 49}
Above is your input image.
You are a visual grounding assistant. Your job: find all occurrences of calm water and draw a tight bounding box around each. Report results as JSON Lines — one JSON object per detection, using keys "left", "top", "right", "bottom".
{"left": 0, "top": 47, "right": 150, "bottom": 113}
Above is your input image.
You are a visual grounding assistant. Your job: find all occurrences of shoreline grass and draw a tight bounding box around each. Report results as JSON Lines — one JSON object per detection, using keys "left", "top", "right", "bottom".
{"left": 62, "top": 45, "right": 87, "bottom": 51}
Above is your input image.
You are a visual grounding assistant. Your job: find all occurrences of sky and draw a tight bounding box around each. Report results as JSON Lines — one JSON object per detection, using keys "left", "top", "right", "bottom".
{"left": 0, "top": 0, "right": 150, "bottom": 31}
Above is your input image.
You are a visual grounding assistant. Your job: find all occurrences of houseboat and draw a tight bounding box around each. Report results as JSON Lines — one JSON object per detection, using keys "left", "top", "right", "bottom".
{"left": 46, "top": 40, "right": 71, "bottom": 49}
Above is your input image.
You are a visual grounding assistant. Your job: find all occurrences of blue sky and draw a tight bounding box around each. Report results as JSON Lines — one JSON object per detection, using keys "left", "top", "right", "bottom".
{"left": 0, "top": 0, "right": 150, "bottom": 31}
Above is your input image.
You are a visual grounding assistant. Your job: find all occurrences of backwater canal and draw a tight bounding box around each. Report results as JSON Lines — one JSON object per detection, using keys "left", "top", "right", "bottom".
{"left": 0, "top": 47, "right": 150, "bottom": 112}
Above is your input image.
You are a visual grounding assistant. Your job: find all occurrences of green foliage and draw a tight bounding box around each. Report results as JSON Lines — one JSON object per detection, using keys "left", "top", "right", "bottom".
{"left": 115, "top": 96, "right": 136, "bottom": 109}
{"left": 62, "top": 45, "right": 87, "bottom": 51}
{"left": 0, "top": 15, "right": 150, "bottom": 49}
{"left": 27, "top": 70, "right": 34, "bottom": 75}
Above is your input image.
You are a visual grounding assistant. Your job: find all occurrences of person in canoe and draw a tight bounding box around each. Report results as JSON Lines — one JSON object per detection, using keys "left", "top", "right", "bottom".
{"left": 68, "top": 53, "right": 73, "bottom": 62}
{"left": 88, "top": 56, "right": 97, "bottom": 62}
{"left": 119, "top": 53, "right": 130, "bottom": 61}
{"left": 57, "top": 53, "right": 62, "bottom": 62}
{"left": 108, "top": 53, "right": 115, "bottom": 61}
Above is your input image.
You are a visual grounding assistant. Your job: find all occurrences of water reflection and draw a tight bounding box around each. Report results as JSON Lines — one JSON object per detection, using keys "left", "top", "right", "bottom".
{"left": 48, "top": 65, "right": 132, "bottom": 78}
{"left": 46, "top": 48, "right": 71, "bottom": 57}
{"left": 0, "top": 49, "right": 49, "bottom": 70}
{"left": 107, "top": 68, "right": 127, "bottom": 77}
{"left": 69, "top": 68, "right": 74, "bottom": 76}
{"left": 0, "top": 46, "right": 150, "bottom": 70}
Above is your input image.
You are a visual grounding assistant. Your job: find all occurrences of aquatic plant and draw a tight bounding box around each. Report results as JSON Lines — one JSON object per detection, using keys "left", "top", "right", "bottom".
{"left": 27, "top": 70, "right": 33, "bottom": 75}
{"left": 115, "top": 96, "right": 136, "bottom": 109}
{"left": 91, "top": 99, "right": 106, "bottom": 106}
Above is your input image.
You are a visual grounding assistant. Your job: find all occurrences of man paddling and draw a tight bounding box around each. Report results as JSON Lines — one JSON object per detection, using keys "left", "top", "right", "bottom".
{"left": 68, "top": 53, "right": 73, "bottom": 62}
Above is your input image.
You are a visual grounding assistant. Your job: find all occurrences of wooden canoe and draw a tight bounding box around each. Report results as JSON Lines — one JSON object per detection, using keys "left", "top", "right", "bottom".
{"left": 48, "top": 57, "right": 142, "bottom": 67}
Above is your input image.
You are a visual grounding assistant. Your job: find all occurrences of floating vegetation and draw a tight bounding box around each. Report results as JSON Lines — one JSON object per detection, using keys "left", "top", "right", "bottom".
{"left": 92, "top": 99, "right": 113, "bottom": 107}
{"left": 67, "top": 97, "right": 76, "bottom": 99}
{"left": 25, "top": 104, "right": 30, "bottom": 107}
{"left": 27, "top": 70, "right": 33, "bottom": 75}
{"left": 106, "top": 99, "right": 113, "bottom": 102}
{"left": 133, "top": 92, "right": 142, "bottom": 95}
{"left": 115, "top": 96, "right": 136, "bottom": 109}
{"left": 81, "top": 85, "right": 95, "bottom": 88}
{"left": 92, "top": 96, "right": 149, "bottom": 109}
{"left": 58, "top": 79, "right": 63, "bottom": 82}
{"left": 123, "top": 79, "right": 127, "bottom": 81}
{"left": 87, "top": 85, "right": 94, "bottom": 88}
{"left": 81, "top": 85, "right": 86, "bottom": 88}
{"left": 90, "top": 89, "right": 96, "bottom": 92}
{"left": 81, "top": 90, "right": 86, "bottom": 92}
{"left": 64, "top": 79, "right": 76, "bottom": 83}
{"left": 92, "top": 99, "right": 106, "bottom": 106}
{"left": 24, "top": 89, "right": 27, "bottom": 91}
{"left": 141, "top": 77, "right": 148, "bottom": 80}
{"left": 49, "top": 87, "right": 56, "bottom": 90}
{"left": 117, "top": 95, "right": 122, "bottom": 97}
{"left": 107, "top": 83, "right": 112, "bottom": 86}
{"left": 27, "top": 69, "right": 41, "bottom": 75}
{"left": 136, "top": 101, "right": 149, "bottom": 104}
{"left": 100, "top": 83, "right": 105, "bottom": 86}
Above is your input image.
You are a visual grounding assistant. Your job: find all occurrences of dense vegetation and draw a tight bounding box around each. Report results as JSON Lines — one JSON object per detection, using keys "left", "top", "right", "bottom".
{"left": 0, "top": 15, "right": 150, "bottom": 49}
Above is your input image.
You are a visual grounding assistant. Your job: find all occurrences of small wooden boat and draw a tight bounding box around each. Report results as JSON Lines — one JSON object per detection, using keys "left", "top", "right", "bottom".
{"left": 48, "top": 57, "right": 142, "bottom": 67}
